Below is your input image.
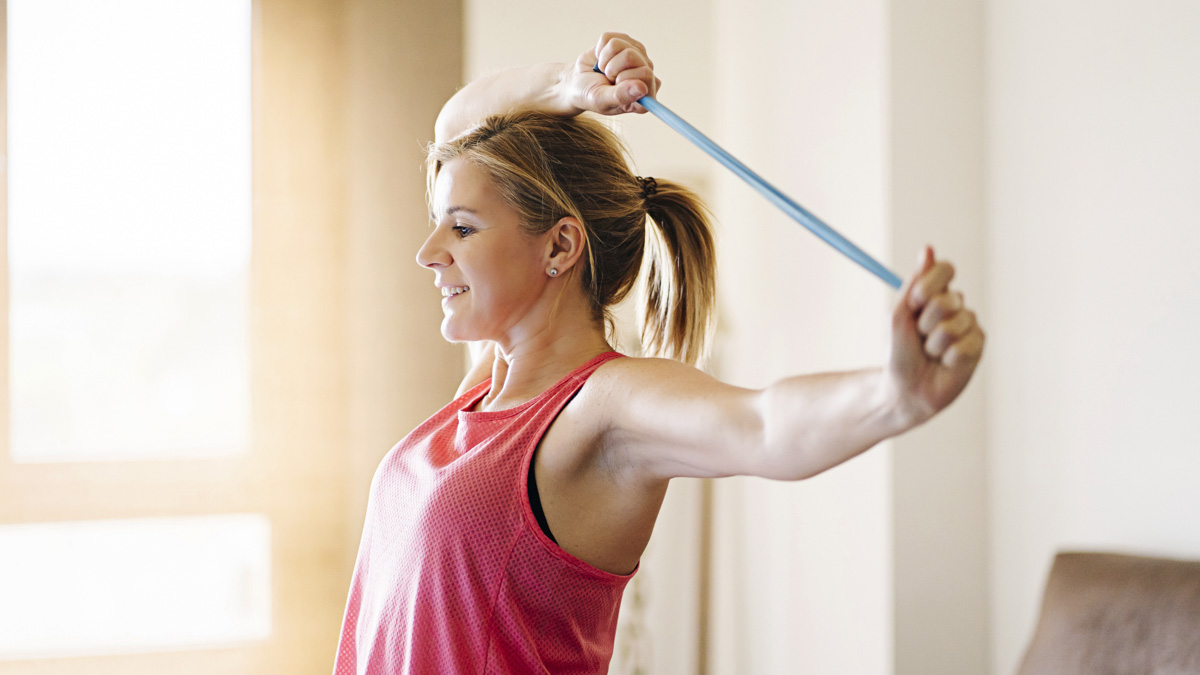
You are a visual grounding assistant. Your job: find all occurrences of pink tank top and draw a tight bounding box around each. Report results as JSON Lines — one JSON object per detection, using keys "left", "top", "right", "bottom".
{"left": 333, "top": 351, "right": 637, "bottom": 674}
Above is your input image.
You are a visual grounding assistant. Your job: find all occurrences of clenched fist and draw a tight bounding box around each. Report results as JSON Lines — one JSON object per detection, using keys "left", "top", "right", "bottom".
{"left": 883, "top": 246, "right": 986, "bottom": 427}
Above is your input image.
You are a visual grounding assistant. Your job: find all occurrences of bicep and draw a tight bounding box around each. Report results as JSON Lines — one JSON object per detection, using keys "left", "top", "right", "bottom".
{"left": 602, "top": 358, "right": 766, "bottom": 481}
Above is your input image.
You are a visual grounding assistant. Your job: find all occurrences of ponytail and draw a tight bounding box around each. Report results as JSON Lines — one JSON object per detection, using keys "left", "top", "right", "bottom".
{"left": 639, "top": 180, "right": 717, "bottom": 367}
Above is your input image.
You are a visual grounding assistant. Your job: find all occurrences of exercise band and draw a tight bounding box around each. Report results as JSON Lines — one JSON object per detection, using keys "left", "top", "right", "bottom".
{"left": 595, "top": 63, "right": 902, "bottom": 289}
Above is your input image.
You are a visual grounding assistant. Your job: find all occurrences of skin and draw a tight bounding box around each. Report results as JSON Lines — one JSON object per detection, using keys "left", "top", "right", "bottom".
{"left": 418, "top": 33, "right": 986, "bottom": 576}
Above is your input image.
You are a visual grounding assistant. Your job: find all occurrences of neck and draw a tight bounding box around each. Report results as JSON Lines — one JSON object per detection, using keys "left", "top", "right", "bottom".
{"left": 479, "top": 304, "right": 613, "bottom": 413}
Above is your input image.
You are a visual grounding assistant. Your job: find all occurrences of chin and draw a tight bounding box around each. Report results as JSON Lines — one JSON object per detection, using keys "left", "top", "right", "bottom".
{"left": 440, "top": 318, "right": 483, "bottom": 344}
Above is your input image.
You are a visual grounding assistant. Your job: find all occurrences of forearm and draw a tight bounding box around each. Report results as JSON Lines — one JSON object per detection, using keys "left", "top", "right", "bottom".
{"left": 758, "top": 367, "right": 914, "bottom": 481}
{"left": 434, "top": 62, "right": 577, "bottom": 142}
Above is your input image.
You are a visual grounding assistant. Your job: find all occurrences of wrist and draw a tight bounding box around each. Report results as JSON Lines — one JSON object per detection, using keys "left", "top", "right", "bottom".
{"left": 874, "top": 368, "right": 923, "bottom": 436}
{"left": 541, "top": 61, "right": 581, "bottom": 117}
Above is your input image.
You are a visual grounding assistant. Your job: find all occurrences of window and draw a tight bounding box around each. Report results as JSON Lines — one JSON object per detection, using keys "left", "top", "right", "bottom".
{"left": 0, "top": 514, "right": 271, "bottom": 660}
{"left": 8, "top": 0, "right": 251, "bottom": 463}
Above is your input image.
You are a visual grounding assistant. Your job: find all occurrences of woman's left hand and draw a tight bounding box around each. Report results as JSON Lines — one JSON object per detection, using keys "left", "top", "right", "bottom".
{"left": 563, "top": 32, "right": 662, "bottom": 116}
{"left": 883, "top": 245, "right": 986, "bottom": 427}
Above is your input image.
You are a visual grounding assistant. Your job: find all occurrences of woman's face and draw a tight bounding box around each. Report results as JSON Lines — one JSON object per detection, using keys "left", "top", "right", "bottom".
{"left": 417, "top": 157, "right": 549, "bottom": 344}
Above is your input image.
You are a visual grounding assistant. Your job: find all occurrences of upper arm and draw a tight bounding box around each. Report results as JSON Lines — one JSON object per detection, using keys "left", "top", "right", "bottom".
{"left": 596, "top": 357, "right": 767, "bottom": 481}
{"left": 433, "top": 62, "right": 571, "bottom": 144}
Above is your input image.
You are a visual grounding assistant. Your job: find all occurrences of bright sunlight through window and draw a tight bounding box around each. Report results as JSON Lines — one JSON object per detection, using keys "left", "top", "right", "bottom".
{"left": 0, "top": 514, "right": 271, "bottom": 660}
{"left": 7, "top": 0, "right": 252, "bottom": 462}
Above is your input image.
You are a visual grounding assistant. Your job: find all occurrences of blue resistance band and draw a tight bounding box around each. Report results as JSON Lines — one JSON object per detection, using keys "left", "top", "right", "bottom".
{"left": 594, "top": 64, "right": 902, "bottom": 289}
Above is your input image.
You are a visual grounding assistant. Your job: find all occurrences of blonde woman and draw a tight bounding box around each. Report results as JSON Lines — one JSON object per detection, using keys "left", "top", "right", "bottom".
{"left": 333, "top": 32, "right": 985, "bottom": 674}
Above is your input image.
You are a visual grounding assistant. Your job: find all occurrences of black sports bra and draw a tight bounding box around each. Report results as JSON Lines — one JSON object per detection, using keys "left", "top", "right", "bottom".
{"left": 527, "top": 445, "right": 557, "bottom": 544}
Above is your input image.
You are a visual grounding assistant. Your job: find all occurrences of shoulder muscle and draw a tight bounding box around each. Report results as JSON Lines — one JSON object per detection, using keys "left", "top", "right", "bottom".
{"left": 591, "top": 357, "right": 766, "bottom": 481}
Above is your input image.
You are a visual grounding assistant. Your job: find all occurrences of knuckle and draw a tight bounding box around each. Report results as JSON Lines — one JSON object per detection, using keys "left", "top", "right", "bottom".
{"left": 955, "top": 314, "right": 973, "bottom": 335}
{"left": 926, "top": 340, "right": 942, "bottom": 359}
{"left": 911, "top": 284, "right": 926, "bottom": 305}
{"left": 945, "top": 343, "right": 960, "bottom": 363}
{"left": 929, "top": 326, "right": 948, "bottom": 348}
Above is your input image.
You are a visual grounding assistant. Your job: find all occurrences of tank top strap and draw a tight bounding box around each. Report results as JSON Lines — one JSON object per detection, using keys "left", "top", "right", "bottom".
{"left": 459, "top": 350, "right": 624, "bottom": 421}
{"left": 551, "top": 350, "right": 624, "bottom": 397}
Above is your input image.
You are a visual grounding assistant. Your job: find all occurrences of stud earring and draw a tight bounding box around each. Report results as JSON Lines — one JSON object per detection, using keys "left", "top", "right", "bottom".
{"left": 549, "top": 268, "right": 558, "bottom": 277}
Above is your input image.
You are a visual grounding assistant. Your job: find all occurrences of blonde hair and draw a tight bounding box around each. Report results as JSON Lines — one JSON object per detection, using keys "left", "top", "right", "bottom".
{"left": 425, "top": 110, "right": 716, "bottom": 367}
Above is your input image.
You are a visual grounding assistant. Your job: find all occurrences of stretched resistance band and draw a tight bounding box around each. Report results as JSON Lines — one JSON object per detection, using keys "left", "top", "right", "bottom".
{"left": 595, "top": 64, "right": 902, "bottom": 289}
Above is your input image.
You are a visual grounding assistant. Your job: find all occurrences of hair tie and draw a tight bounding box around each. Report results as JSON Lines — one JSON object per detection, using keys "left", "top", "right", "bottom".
{"left": 637, "top": 176, "right": 658, "bottom": 200}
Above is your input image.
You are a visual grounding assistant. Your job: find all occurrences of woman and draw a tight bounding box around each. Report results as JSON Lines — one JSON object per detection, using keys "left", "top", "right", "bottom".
{"left": 333, "top": 32, "right": 984, "bottom": 674}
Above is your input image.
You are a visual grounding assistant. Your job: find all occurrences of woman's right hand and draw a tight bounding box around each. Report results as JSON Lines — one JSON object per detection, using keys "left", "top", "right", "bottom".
{"left": 561, "top": 32, "right": 662, "bottom": 116}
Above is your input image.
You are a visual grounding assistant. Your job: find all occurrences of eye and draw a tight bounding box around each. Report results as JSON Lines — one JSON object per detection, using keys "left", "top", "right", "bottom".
{"left": 451, "top": 224, "right": 474, "bottom": 238}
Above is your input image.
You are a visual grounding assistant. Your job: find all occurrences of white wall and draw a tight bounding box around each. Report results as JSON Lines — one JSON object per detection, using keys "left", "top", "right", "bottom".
{"left": 708, "top": 0, "right": 895, "bottom": 672}
{"left": 985, "top": 1, "right": 1200, "bottom": 673}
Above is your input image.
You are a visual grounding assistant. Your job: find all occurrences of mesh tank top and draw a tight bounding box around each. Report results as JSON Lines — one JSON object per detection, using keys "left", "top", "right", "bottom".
{"left": 332, "top": 350, "right": 638, "bottom": 674}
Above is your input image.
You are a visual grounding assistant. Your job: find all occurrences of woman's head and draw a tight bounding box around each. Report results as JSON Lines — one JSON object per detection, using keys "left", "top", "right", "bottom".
{"left": 422, "top": 109, "right": 716, "bottom": 366}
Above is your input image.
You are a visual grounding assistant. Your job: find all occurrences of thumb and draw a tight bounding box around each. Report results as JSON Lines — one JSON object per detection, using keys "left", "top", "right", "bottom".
{"left": 894, "top": 245, "right": 935, "bottom": 325}
{"left": 589, "top": 81, "right": 644, "bottom": 111}
{"left": 614, "top": 80, "right": 646, "bottom": 107}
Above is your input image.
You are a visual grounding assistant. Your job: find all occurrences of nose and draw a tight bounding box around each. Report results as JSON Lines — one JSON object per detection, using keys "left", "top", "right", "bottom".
{"left": 416, "top": 227, "right": 451, "bottom": 269}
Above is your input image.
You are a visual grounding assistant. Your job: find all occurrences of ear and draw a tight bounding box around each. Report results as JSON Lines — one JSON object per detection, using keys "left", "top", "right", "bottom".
{"left": 544, "top": 216, "right": 588, "bottom": 276}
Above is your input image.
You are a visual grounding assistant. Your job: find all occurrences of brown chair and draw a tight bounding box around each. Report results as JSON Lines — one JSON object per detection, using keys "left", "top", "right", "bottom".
{"left": 1018, "top": 551, "right": 1200, "bottom": 674}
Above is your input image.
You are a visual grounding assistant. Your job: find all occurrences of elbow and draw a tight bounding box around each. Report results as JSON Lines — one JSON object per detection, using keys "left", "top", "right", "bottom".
{"left": 755, "top": 442, "right": 817, "bottom": 482}
{"left": 433, "top": 114, "right": 451, "bottom": 144}
{"left": 750, "top": 393, "right": 805, "bottom": 482}
{"left": 754, "top": 392, "right": 819, "bottom": 482}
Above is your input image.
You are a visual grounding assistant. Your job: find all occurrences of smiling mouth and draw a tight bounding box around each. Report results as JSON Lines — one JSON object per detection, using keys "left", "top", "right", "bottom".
{"left": 441, "top": 285, "right": 469, "bottom": 299}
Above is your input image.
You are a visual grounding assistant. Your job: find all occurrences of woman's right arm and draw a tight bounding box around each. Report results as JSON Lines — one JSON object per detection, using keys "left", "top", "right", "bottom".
{"left": 434, "top": 32, "right": 662, "bottom": 143}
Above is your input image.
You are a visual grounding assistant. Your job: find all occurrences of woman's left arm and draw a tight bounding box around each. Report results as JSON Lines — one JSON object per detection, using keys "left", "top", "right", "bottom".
{"left": 602, "top": 246, "right": 984, "bottom": 482}
{"left": 434, "top": 32, "right": 661, "bottom": 143}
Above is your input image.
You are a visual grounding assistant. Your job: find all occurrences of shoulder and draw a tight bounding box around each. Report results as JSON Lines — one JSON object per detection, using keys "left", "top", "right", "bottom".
{"left": 580, "top": 354, "right": 766, "bottom": 481}
{"left": 587, "top": 354, "right": 728, "bottom": 394}
{"left": 561, "top": 355, "right": 691, "bottom": 437}
{"left": 589, "top": 354, "right": 697, "bottom": 386}
{"left": 583, "top": 354, "right": 758, "bottom": 440}
{"left": 580, "top": 355, "right": 700, "bottom": 413}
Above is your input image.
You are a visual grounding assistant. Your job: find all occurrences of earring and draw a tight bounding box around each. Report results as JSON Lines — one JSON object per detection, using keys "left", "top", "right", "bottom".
{"left": 549, "top": 268, "right": 558, "bottom": 277}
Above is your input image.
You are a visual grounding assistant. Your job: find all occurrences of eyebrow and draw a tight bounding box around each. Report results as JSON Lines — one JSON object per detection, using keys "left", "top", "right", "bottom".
{"left": 429, "top": 206, "right": 478, "bottom": 221}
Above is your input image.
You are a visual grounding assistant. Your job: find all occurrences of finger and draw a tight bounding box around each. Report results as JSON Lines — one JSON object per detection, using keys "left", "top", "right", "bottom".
{"left": 917, "top": 290, "right": 965, "bottom": 335}
{"left": 577, "top": 47, "right": 598, "bottom": 71}
{"left": 925, "top": 310, "right": 977, "bottom": 360}
{"left": 607, "top": 50, "right": 652, "bottom": 80}
{"left": 943, "top": 325, "right": 985, "bottom": 369}
{"left": 909, "top": 260, "right": 956, "bottom": 312}
{"left": 614, "top": 67, "right": 653, "bottom": 97}
{"left": 599, "top": 45, "right": 652, "bottom": 82}
{"left": 596, "top": 40, "right": 640, "bottom": 77}
{"left": 896, "top": 245, "right": 936, "bottom": 324}
{"left": 584, "top": 81, "right": 636, "bottom": 113}
{"left": 654, "top": 76, "right": 663, "bottom": 98}
{"left": 597, "top": 32, "right": 648, "bottom": 59}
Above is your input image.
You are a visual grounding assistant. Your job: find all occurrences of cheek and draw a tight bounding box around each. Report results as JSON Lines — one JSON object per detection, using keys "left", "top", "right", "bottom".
{"left": 480, "top": 245, "right": 541, "bottom": 297}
